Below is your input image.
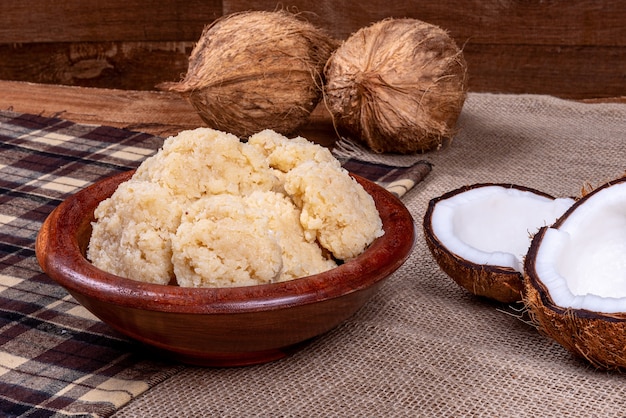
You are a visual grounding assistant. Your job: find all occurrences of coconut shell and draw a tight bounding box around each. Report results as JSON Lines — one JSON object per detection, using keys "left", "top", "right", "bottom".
{"left": 423, "top": 183, "right": 571, "bottom": 304}
{"left": 324, "top": 18, "right": 468, "bottom": 154}
{"left": 424, "top": 232, "right": 524, "bottom": 304}
{"left": 524, "top": 261, "right": 626, "bottom": 371}
{"left": 524, "top": 177, "right": 626, "bottom": 370}
{"left": 160, "top": 11, "right": 338, "bottom": 138}
{"left": 423, "top": 185, "right": 525, "bottom": 304}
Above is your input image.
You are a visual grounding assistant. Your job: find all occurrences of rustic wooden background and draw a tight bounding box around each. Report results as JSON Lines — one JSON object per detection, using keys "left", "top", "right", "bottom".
{"left": 1, "top": 1, "right": 624, "bottom": 99}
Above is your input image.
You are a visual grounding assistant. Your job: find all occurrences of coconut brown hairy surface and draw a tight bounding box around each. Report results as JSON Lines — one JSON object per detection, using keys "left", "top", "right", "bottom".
{"left": 524, "top": 177, "right": 626, "bottom": 371}
{"left": 160, "top": 11, "right": 338, "bottom": 138}
{"left": 524, "top": 265, "right": 626, "bottom": 371}
{"left": 324, "top": 18, "right": 468, "bottom": 154}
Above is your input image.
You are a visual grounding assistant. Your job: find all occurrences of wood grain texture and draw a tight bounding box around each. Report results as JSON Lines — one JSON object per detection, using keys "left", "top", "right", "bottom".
{"left": 0, "top": 42, "right": 193, "bottom": 90}
{"left": 0, "top": 0, "right": 221, "bottom": 43}
{"left": 464, "top": 44, "right": 626, "bottom": 97}
{"left": 0, "top": 80, "right": 338, "bottom": 144}
{"left": 224, "top": 0, "right": 626, "bottom": 46}
{"left": 0, "top": 80, "right": 203, "bottom": 137}
{"left": 3, "top": 39, "right": 622, "bottom": 98}
{"left": 0, "top": 1, "right": 624, "bottom": 98}
{"left": 224, "top": 0, "right": 626, "bottom": 99}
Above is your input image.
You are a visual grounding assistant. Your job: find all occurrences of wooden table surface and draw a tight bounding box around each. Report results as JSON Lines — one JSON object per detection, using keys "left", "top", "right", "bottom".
{"left": 1, "top": 79, "right": 623, "bottom": 148}
{"left": 0, "top": 80, "right": 339, "bottom": 146}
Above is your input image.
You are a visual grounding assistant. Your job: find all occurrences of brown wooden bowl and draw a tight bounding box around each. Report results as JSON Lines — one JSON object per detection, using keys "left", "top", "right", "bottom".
{"left": 35, "top": 170, "right": 415, "bottom": 367}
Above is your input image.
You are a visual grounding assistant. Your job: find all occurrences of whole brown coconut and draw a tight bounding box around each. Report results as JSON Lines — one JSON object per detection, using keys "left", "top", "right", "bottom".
{"left": 324, "top": 18, "right": 468, "bottom": 153}
{"left": 160, "top": 11, "right": 338, "bottom": 138}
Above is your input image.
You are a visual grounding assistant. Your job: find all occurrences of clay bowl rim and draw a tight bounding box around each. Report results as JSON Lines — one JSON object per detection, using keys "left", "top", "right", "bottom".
{"left": 36, "top": 170, "right": 416, "bottom": 316}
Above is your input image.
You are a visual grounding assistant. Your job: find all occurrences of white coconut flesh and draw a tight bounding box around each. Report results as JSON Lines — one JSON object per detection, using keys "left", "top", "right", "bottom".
{"left": 431, "top": 186, "right": 574, "bottom": 273}
{"left": 532, "top": 182, "right": 626, "bottom": 313}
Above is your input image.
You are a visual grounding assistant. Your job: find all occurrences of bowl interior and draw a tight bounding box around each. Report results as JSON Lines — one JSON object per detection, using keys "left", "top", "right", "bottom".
{"left": 36, "top": 170, "right": 416, "bottom": 315}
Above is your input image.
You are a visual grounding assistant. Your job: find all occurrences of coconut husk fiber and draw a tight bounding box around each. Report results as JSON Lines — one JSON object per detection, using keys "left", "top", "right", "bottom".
{"left": 113, "top": 93, "right": 626, "bottom": 418}
{"left": 160, "top": 10, "right": 338, "bottom": 138}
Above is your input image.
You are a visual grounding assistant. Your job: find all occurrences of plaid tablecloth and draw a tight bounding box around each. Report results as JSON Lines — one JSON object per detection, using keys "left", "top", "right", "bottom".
{"left": 0, "top": 111, "right": 429, "bottom": 417}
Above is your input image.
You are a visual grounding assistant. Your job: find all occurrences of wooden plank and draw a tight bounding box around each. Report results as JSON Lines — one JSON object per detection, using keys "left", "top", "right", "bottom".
{"left": 0, "top": 80, "right": 338, "bottom": 145}
{"left": 220, "top": 0, "right": 626, "bottom": 99}
{"left": 0, "top": 0, "right": 222, "bottom": 43}
{"left": 0, "top": 41, "right": 623, "bottom": 98}
{"left": 464, "top": 44, "right": 626, "bottom": 99}
{"left": 224, "top": 0, "right": 626, "bottom": 46}
{"left": 0, "top": 80, "right": 204, "bottom": 137}
{"left": 0, "top": 79, "right": 622, "bottom": 150}
{"left": 3, "top": 1, "right": 624, "bottom": 46}
{"left": 1, "top": 1, "right": 624, "bottom": 98}
{"left": 0, "top": 42, "right": 193, "bottom": 91}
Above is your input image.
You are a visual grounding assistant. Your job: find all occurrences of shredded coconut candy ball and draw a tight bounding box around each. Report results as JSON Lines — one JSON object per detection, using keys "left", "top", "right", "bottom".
{"left": 87, "top": 128, "right": 384, "bottom": 288}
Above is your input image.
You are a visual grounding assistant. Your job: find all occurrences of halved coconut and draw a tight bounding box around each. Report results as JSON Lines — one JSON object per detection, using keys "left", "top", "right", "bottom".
{"left": 524, "top": 177, "right": 626, "bottom": 370}
{"left": 423, "top": 184, "right": 574, "bottom": 303}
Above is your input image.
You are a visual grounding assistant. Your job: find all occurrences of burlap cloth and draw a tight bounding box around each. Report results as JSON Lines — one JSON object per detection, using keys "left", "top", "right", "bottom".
{"left": 111, "top": 93, "right": 626, "bottom": 417}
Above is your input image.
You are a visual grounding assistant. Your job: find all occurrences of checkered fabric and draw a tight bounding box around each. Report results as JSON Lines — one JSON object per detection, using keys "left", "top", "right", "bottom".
{"left": 342, "top": 159, "right": 431, "bottom": 198}
{"left": 0, "top": 112, "right": 179, "bottom": 417}
{"left": 0, "top": 111, "right": 428, "bottom": 417}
